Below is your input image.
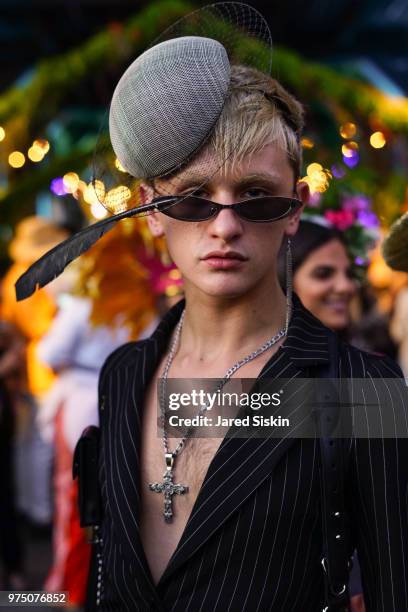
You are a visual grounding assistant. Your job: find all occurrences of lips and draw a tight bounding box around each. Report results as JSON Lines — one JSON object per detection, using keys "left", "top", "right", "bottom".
{"left": 202, "top": 251, "right": 247, "bottom": 261}
{"left": 324, "top": 299, "right": 349, "bottom": 312}
{"left": 201, "top": 251, "right": 248, "bottom": 270}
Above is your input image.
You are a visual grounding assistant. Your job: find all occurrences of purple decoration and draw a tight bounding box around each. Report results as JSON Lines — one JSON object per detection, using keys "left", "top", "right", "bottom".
{"left": 355, "top": 256, "right": 366, "bottom": 266}
{"left": 343, "top": 151, "right": 359, "bottom": 168}
{"left": 331, "top": 164, "right": 346, "bottom": 179}
{"left": 308, "top": 192, "right": 322, "bottom": 207}
{"left": 342, "top": 195, "right": 371, "bottom": 213}
{"left": 50, "top": 177, "right": 68, "bottom": 196}
{"left": 356, "top": 210, "right": 380, "bottom": 228}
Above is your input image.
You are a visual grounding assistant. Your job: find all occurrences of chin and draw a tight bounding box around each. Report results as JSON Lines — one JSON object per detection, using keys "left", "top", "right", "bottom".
{"left": 194, "top": 276, "right": 256, "bottom": 299}
{"left": 326, "top": 315, "right": 349, "bottom": 331}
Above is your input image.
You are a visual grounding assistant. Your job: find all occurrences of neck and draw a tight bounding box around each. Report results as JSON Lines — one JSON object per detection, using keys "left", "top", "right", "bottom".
{"left": 176, "top": 280, "right": 289, "bottom": 363}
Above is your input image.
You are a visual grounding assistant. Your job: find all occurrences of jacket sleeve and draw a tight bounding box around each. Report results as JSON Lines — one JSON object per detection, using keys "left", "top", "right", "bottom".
{"left": 348, "top": 355, "right": 408, "bottom": 612}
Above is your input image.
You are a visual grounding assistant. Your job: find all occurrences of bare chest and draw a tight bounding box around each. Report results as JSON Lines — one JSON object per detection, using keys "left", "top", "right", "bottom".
{"left": 139, "top": 367, "right": 224, "bottom": 584}
{"left": 138, "top": 353, "right": 276, "bottom": 584}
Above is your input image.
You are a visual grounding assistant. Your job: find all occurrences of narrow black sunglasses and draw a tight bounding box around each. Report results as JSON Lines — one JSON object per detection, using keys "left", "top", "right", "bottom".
{"left": 152, "top": 195, "right": 302, "bottom": 223}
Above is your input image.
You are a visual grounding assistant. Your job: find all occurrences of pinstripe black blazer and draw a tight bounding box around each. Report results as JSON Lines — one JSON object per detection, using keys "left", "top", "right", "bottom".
{"left": 93, "top": 295, "right": 408, "bottom": 612}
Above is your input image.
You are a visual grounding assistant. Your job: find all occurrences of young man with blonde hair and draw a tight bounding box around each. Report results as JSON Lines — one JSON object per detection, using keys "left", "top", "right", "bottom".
{"left": 92, "top": 58, "right": 407, "bottom": 612}
{"left": 16, "top": 6, "right": 408, "bottom": 611}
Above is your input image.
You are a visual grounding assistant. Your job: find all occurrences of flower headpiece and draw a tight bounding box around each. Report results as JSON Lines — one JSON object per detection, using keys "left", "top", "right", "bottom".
{"left": 302, "top": 191, "right": 381, "bottom": 273}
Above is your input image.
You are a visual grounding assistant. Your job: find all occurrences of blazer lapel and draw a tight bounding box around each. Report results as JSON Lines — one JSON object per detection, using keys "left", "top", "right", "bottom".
{"left": 158, "top": 295, "right": 332, "bottom": 585}
{"left": 103, "top": 301, "right": 186, "bottom": 591}
{"left": 104, "top": 294, "right": 332, "bottom": 590}
{"left": 158, "top": 431, "right": 297, "bottom": 585}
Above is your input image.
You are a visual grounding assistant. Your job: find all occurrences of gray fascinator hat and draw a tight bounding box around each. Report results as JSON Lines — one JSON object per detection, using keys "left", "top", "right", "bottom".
{"left": 109, "top": 36, "right": 231, "bottom": 180}
{"left": 15, "top": 2, "right": 272, "bottom": 300}
{"left": 382, "top": 212, "right": 408, "bottom": 272}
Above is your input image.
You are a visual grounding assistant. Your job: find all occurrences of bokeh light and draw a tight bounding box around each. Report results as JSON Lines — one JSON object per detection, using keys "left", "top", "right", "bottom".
{"left": 331, "top": 164, "right": 346, "bottom": 179}
{"left": 301, "top": 138, "right": 314, "bottom": 149}
{"left": 343, "top": 151, "right": 360, "bottom": 168}
{"left": 104, "top": 185, "right": 131, "bottom": 212}
{"left": 306, "top": 162, "right": 322, "bottom": 175}
{"left": 90, "top": 201, "right": 109, "bottom": 219}
{"left": 50, "top": 177, "right": 68, "bottom": 196}
{"left": 0, "top": 127, "right": 5, "bottom": 142}
{"left": 28, "top": 146, "right": 45, "bottom": 162}
{"left": 339, "top": 123, "right": 357, "bottom": 139}
{"left": 33, "top": 139, "right": 50, "bottom": 154}
{"left": 370, "top": 131, "right": 386, "bottom": 148}
{"left": 302, "top": 163, "right": 331, "bottom": 194}
{"left": 8, "top": 151, "right": 26, "bottom": 168}
{"left": 83, "top": 180, "right": 106, "bottom": 206}
{"left": 115, "top": 158, "right": 127, "bottom": 172}
{"left": 63, "top": 172, "right": 80, "bottom": 193}
{"left": 341, "top": 141, "right": 359, "bottom": 158}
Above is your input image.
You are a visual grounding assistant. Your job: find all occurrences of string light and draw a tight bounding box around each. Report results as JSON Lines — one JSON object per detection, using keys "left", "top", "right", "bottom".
{"left": 115, "top": 158, "right": 127, "bottom": 172}
{"left": 341, "top": 141, "right": 359, "bottom": 158}
{"left": 104, "top": 185, "right": 131, "bottom": 213}
{"left": 72, "top": 180, "right": 87, "bottom": 200}
{"left": 331, "top": 164, "right": 346, "bottom": 179}
{"left": 28, "top": 146, "right": 44, "bottom": 162}
{"left": 50, "top": 177, "right": 68, "bottom": 196}
{"left": 8, "top": 151, "right": 26, "bottom": 168}
{"left": 302, "top": 163, "right": 331, "bottom": 194}
{"left": 33, "top": 139, "right": 50, "bottom": 154}
{"left": 306, "top": 162, "right": 322, "bottom": 175}
{"left": 0, "top": 127, "right": 5, "bottom": 142}
{"left": 370, "top": 131, "right": 386, "bottom": 148}
{"left": 301, "top": 137, "right": 314, "bottom": 149}
{"left": 83, "top": 181, "right": 106, "bottom": 206}
{"left": 63, "top": 172, "right": 80, "bottom": 193}
{"left": 169, "top": 268, "right": 182, "bottom": 280}
{"left": 339, "top": 123, "right": 357, "bottom": 139}
{"left": 90, "top": 201, "right": 108, "bottom": 219}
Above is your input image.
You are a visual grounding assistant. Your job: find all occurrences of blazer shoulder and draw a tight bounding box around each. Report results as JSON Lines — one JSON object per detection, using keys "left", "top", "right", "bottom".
{"left": 98, "top": 339, "right": 150, "bottom": 387}
{"left": 340, "top": 340, "right": 404, "bottom": 379}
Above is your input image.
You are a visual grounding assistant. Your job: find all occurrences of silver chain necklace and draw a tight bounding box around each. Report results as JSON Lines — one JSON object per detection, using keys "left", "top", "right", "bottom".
{"left": 148, "top": 308, "right": 289, "bottom": 522}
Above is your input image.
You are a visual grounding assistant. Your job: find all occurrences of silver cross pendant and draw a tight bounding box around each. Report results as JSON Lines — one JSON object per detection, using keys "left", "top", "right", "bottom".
{"left": 148, "top": 453, "right": 189, "bottom": 522}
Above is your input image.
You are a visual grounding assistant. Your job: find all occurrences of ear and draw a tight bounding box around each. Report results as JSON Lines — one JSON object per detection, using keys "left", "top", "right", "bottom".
{"left": 283, "top": 180, "right": 309, "bottom": 237}
{"left": 140, "top": 182, "right": 166, "bottom": 238}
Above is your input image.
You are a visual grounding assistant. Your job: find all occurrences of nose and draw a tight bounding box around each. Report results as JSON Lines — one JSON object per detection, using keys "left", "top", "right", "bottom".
{"left": 207, "top": 206, "right": 244, "bottom": 242}
{"left": 334, "top": 271, "right": 357, "bottom": 296}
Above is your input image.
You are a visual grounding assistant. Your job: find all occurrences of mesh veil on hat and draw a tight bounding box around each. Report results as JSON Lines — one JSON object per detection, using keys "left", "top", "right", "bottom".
{"left": 15, "top": 2, "right": 273, "bottom": 301}
{"left": 109, "top": 36, "right": 231, "bottom": 179}
{"left": 382, "top": 212, "right": 408, "bottom": 272}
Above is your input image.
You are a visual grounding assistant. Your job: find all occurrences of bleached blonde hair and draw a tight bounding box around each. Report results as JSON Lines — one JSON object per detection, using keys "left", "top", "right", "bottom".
{"left": 147, "top": 65, "right": 305, "bottom": 196}
{"left": 209, "top": 64, "right": 305, "bottom": 179}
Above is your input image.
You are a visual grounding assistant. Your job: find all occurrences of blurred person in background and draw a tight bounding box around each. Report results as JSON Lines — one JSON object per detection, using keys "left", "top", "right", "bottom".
{"left": 37, "top": 222, "right": 182, "bottom": 609}
{"left": 278, "top": 218, "right": 358, "bottom": 334}
{"left": 278, "top": 218, "right": 396, "bottom": 359}
{"left": 0, "top": 273, "right": 25, "bottom": 589}
{"left": 1, "top": 217, "right": 69, "bottom": 527}
{"left": 382, "top": 211, "right": 408, "bottom": 378}
{"left": 279, "top": 217, "right": 367, "bottom": 612}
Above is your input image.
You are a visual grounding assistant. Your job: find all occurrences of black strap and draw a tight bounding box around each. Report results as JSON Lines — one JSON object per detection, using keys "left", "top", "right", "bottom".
{"left": 73, "top": 425, "right": 102, "bottom": 528}
{"left": 315, "top": 330, "right": 351, "bottom": 612}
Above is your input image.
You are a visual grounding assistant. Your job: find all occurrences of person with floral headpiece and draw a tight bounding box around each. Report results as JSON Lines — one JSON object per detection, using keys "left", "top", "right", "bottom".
{"left": 14, "top": 4, "right": 408, "bottom": 611}
{"left": 2, "top": 216, "right": 69, "bottom": 527}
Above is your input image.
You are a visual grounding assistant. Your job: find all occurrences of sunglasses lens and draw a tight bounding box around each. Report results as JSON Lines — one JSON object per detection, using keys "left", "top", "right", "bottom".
{"left": 237, "top": 197, "right": 294, "bottom": 221}
{"left": 159, "top": 196, "right": 214, "bottom": 221}
{"left": 157, "top": 196, "right": 300, "bottom": 222}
